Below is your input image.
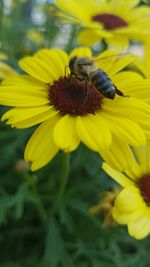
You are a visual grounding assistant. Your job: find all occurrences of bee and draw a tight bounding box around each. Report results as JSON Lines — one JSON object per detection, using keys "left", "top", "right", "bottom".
{"left": 68, "top": 55, "right": 127, "bottom": 99}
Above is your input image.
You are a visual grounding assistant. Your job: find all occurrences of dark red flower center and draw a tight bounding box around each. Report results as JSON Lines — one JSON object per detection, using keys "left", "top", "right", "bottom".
{"left": 92, "top": 13, "right": 128, "bottom": 30}
{"left": 49, "top": 76, "right": 103, "bottom": 116}
{"left": 138, "top": 173, "right": 150, "bottom": 205}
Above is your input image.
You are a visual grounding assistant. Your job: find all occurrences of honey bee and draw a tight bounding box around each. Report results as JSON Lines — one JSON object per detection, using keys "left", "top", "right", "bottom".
{"left": 68, "top": 55, "right": 127, "bottom": 99}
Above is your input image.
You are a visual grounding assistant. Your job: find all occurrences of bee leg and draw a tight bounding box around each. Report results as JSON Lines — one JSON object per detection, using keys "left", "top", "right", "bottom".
{"left": 115, "top": 87, "right": 130, "bottom": 97}
{"left": 70, "top": 73, "right": 78, "bottom": 81}
{"left": 70, "top": 73, "right": 89, "bottom": 99}
{"left": 84, "top": 74, "right": 89, "bottom": 97}
{"left": 77, "top": 75, "right": 89, "bottom": 97}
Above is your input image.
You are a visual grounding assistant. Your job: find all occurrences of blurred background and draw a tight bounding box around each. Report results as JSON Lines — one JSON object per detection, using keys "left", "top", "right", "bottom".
{"left": 0, "top": 1, "right": 150, "bottom": 267}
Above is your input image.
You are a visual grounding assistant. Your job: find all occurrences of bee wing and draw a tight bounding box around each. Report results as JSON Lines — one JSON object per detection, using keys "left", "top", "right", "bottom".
{"left": 93, "top": 52, "right": 129, "bottom": 62}
{"left": 93, "top": 52, "right": 135, "bottom": 75}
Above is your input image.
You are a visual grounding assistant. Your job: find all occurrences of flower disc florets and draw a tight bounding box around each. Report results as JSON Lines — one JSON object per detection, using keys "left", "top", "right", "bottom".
{"left": 138, "top": 173, "right": 150, "bottom": 205}
{"left": 49, "top": 76, "right": 103, "bottom": 115}
{"left": 92, "top": 14, "right": 128, "bottom": 30}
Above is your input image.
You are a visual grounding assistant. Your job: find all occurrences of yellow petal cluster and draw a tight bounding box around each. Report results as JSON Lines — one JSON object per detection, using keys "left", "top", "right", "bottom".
{"left": 1, "top": 47, "right": 150, "bottom": 171}
{"left": 102, "top": 141, "right": 150, "bottom": 239}
{"left": 55, "top": 0, "right": 150, "bottom": 47}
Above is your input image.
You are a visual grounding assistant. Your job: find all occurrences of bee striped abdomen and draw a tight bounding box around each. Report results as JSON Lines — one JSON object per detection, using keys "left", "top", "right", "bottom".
{"left": 90, "top": 70, "right": 116, "bottom": 99}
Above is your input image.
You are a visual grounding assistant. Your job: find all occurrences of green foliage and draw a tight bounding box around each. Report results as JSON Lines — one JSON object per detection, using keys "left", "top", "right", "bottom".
{"left": 0, "top": 124, "right": 150, "bottom": 266}
{"left": 0, "top": 0, "right": 150, "bottom": 266}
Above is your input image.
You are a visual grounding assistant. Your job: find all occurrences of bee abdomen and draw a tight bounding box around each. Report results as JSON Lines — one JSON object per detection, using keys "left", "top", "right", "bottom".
{"left": 91, "top": 71, "right": 116, "bottom": 99}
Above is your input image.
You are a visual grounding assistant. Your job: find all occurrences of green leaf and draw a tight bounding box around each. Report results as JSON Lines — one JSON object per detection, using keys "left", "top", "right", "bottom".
{"left": 42, "top": 217, "right": 63, "bottom": 267}
{"left": 0, "top": 195, "right": 12, "bottom": 224}
{"left": 57, "top": 201, "right": 75, "bottom": 233}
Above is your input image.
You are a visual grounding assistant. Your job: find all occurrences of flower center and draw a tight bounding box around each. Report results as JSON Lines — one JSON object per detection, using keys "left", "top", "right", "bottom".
{"left": 138, "top": 173, "right": 150, "bottom": 205}
{"left": 49, "top": 76, "right": 103, "bottom": 116}
{"left": 92, "top": 13, "right": 128, "bottom": 30}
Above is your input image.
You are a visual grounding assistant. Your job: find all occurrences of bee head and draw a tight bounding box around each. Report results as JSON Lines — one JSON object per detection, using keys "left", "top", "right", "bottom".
{"left": 69, "top": 56, "right": 77, "bottom": 73}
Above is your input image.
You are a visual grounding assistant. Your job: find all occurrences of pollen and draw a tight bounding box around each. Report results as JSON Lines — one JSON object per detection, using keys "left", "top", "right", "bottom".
{"left": 138, "top": 173, "right": 150, "bottom": 205}
{"left": 49, "top": 76, "right": 103, "bottom": 116}
{"left": 92, "top": 13, "right": 128, "bottom": 30}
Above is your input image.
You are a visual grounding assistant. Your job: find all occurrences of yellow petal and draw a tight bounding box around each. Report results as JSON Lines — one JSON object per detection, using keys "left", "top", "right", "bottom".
{"left": 112, "top": 71, "right": 143, "bottom": 84}
{"left": 122, "top": 0, "right": 140, "bottom": 9}
{"left": 114, "top": 187, "right": 143, "bottom": 211}
{"left": 133, "top": 143, "right": 150, "bottom": 174}
{"left": 131, "top": 6, "right": 150, "bottom": 20}
{"left": 2, "top": 106, "right": 58, "bottom": 128}
{"left": 24, "top": 116, "right": 59, "bottom": 171}
{"left": 76, "top": 114, "right": 112, "bottom": 151}
{"left": 107, "top": 54, "right": 135, "bottom": 76}
{"left": 0, "top": 86, "right": 49, "bottom": 106}
{"left": 2, "top": 74, "right": 47, "bottom": 91}
{"left": 19, "top": 56, "right": 57, "bottom": 83}
{"left": 19, "top": 49, "right": 68, "bottom": 84}
{"left": 77, "top": 29, "right": 112, "bottom": 46}
{"left": 143, "top": 43, "right": 150, "bottom": 78}
{"left": 101, "top": 112, "right": 146, "bottom": 146}
{"left": 102, "top": 163, "right": 134, "bottom": 187}
{"left": 128, "top": 209, "right": 150, "bottom": 239}
{"left": 0, "top": 62, "right": 17, "bottom": 80}
{"left": 112, "top": 205, "right": 144, "bottom": 225}
{"left": 134, "top": 17, "right": 150, "bottom": 29}
{"left": 34, "top": 49, "right": 68, "bottom": 78}
{"left": 103, "top": 97, "right": 150, "bottom": 138}
{"left": 114, "top": 80, "right": 150, "bottom": 102}
{"left": 111, "top": 0, "right": 140, "bottom": 10}
{"left": 112, "top": 187, "right": 145, "bottom": 224}
{"left": 55, "top": 0, "right": 91, "bottom": 21}
{"left": 132, "top": 56, "right": 147, "bottom": 78}
{"left": 54, "top": 115, "right": 80, "bottom": 152}
{"left": 100, "top": 137, "right": 141, "bottom": 177}
{"left": 95, "top": 54, "right": 135, "bottom": 77}
{"left": 95, "top": 50, "right": 121, "bottom": 73}
{"left": 100, "top": 148, "right": 124, "bottom": 172}
{"left": 0, "top": 53, "right": 8, "bottom": 60}
{"left": 0, "top": 85, "right": 48, "bottom": 96}
{"left": 69, "top": 47, "right": 92, "bottom": 59}
{"left": 105, "top": 35, "right": 129, "bottom": 48}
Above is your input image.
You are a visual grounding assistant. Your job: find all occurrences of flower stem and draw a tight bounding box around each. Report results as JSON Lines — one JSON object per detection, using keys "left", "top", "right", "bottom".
{"left": 57, "top": 152, "right": 70, "bottom": 202}
{"left": 35, "top": 199, "right": 48, "bottom": 223}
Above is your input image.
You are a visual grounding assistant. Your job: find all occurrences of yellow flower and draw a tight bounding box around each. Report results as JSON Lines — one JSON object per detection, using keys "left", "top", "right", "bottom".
{"left": 112, "top": 44, "right": 150, "bottom": 106}
{"left": 0, "top": 52, "right": 17, "bottom": 81}
{"left": 131, "top": 43, "right": 150, "bottom": 80}
{"left": 89, "top": 187, "right": 120, "bottom": 228}
{"left": 26, "top": 29, "right": 44, "bottom": 46}
{"left": 102, "top": 141, "right": 150, "bottom": 239}
{"left": 1, "top": 47, "right": 150, "bottom": 171}
{"left": 0, "top": 62, "right": 17, "bottom": 81}
{"left": 55, "top": 0, "right": 150, "bottom": 47}
{"left": 0, "top": 53, "right": 8, "bottom": 61}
